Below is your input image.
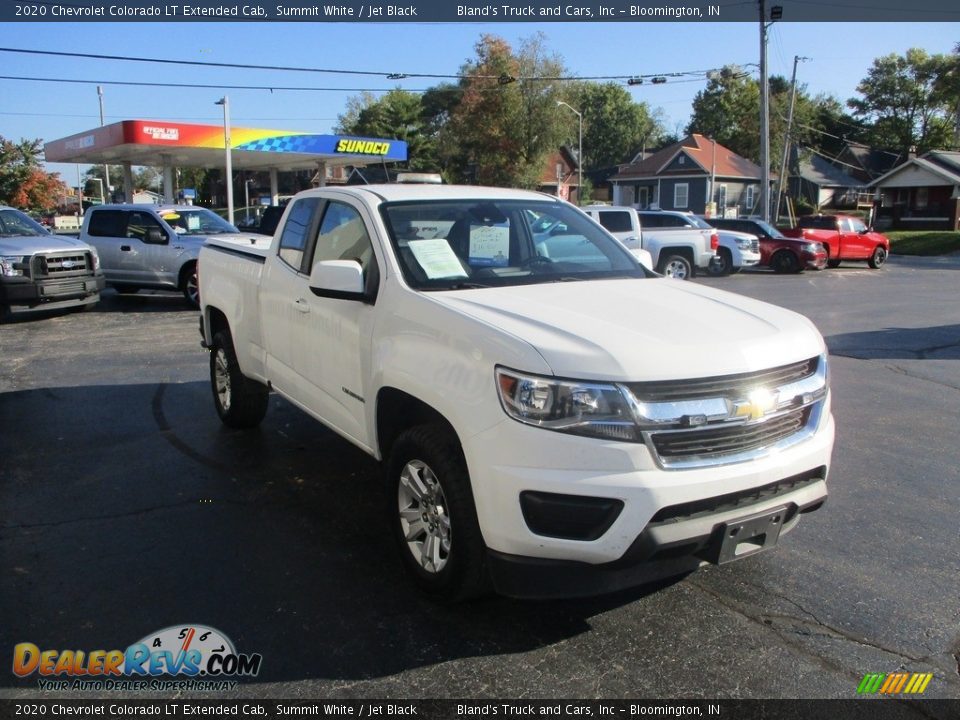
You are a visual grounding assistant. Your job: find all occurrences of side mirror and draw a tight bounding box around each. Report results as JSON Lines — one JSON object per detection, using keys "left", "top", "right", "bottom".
{"left": 309, "top": 260, "right": 367, "bottom": 301}
{"left": 143, "top": 227, "right": 169, "bottom": 245}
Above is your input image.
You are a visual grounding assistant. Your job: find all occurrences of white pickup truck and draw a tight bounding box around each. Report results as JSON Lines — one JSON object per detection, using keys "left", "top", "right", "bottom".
{"left": 199, "top": 184, "right": 834, "bottom": 601}
{"left": 581, "top": 205, "right": 717, "bottom": 279}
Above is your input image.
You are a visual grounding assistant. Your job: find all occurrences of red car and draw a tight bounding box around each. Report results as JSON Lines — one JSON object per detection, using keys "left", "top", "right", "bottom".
{"left": 781, "top": 214, "right": 890, "bottom": 269}
{"left": 706, "top": 217, "right": 827, "bottom": 273}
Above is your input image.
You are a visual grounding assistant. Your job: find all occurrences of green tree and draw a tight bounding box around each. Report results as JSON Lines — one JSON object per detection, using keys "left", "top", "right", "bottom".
{"left": 565, "top": 82, "right": 665, "bottom": 170}
{"left": 343, "top": 89, "right": 436, "bottom": 171}
{"left": 687, "top": 66, "right": 760, "bottom": 160}
{"left": 0, "top": 136, "right": 66, "bottom": 211}
{"left": 848, "top": 48, "right": 955, "bottom": 154}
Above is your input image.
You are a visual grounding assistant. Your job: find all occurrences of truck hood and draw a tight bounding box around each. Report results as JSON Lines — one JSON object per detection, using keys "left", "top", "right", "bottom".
{"left": 432, "top": 278, "right": 825, "bottom": 381}
{"left": 0, "top": 233, "right": 93, "bottom": 256}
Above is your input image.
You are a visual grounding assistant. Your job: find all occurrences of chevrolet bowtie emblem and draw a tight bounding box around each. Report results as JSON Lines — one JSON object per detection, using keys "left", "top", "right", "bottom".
{"left": 732, "top": 388, "right": 780, "bottom": 421}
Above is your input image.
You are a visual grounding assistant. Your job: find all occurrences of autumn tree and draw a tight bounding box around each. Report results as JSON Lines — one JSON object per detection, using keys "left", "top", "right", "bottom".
{"left": 447, "top": 34, "right": 567, "bottom": 188}
{"left": 0, "top": 137, "right": 66, "bottom": 211}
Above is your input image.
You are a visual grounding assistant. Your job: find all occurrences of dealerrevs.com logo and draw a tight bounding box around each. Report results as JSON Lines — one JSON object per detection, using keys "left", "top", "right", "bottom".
{"left": 12, "top": 624, "right": 262, "bottom": 691}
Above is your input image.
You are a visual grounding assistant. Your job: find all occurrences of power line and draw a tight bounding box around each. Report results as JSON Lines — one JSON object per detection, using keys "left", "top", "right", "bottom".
{"left": 0, "top": 46, "right": 743, "bottom": 85}
{"left": 0, "top": 75, "right": 431, "bottom": 93}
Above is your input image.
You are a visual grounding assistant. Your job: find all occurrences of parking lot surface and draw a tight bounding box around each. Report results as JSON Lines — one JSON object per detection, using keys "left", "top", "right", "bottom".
{"left": 1, "top": 256, "right": 959, "bottom": 700}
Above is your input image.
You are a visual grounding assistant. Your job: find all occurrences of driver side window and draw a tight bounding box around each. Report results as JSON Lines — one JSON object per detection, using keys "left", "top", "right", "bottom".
{"left": 311, "top": 202, "right": 373, "bottom": 271}
{"left": 126, "top": 212, "right": 163, "bottom": 241}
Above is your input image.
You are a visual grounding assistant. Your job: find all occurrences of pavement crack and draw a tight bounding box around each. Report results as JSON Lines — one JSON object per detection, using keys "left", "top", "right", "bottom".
{"left": 0, "top": 497, "right": 244, "bottom": 532}
{"left": 688, "top": 578, "right": 925, "bottom": 664}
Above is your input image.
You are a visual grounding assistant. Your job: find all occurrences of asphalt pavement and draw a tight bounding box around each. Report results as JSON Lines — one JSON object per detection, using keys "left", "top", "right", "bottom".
{"left": 1, "top": 255, "right": 958, "bottom": 701}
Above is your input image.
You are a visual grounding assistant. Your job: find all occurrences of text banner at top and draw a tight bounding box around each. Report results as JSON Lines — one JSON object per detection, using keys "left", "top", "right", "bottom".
{"left": 4, "top": 0, "right": 960, "bottom": 22}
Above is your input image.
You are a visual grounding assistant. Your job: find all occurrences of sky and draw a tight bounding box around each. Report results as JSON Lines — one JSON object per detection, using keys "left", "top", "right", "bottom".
{"left": 1, "top": 20, "right": 957, "bottom": 181}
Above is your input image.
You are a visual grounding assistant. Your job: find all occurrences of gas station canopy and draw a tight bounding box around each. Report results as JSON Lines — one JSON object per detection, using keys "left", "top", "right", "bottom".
{"left": 44, "top": 120, "right": 407, "bottom": 171}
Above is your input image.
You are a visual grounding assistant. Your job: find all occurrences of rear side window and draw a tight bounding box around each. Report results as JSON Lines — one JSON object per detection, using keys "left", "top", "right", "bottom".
{"left": 278, "top": 197, "right": 321, "bottom": 271}
{"left": 799, "top": 216, "right": 837, "bottom": 230}
{"left": 596, "top": 211, "right": 633, "bottom": 233}
{"left": 86, "top": 210, "right": 128, "bottom": 237}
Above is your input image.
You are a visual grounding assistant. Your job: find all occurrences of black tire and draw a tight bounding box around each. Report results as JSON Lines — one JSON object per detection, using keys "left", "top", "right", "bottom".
{"left": 181, "top": 261, "right": 200, "bottom": 308}
{"left": 112, "top": 285, "right": 140, "bottom": 294}
{"left": 387, "top": 423, "right": 490, "bottom": 602}
{"left": 658, "top": 254, "right": 693, "bottom": 280}
{"left": 868, "top": 245, "right": 887, "bottom": 269}
{"left": 209, "top": 329, "right": 269, "bottom": 429}
{"left": 707, "top": 248, "right": 733, "bottom": 277}
{"left": 770, "top": 250, "right": 801, "bottom": 274}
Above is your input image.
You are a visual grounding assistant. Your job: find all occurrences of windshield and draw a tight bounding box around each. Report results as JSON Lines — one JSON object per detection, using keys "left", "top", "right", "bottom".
{"left": 159, "top": 208, "right": 238, "bottom": 235}
{"left": 381, "top": 199, "right": 645, "bottom": 290}
{"left": 0, "top": 208, "right": 49, "bottom": 237}
{"left": 752, "top": 219, "right": 786, "bottom": 238}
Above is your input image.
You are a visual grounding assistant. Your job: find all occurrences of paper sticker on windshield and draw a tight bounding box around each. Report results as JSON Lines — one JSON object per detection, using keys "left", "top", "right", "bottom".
{"left": 407, "top": 239, "right": 468, "bottom": 279}
{"left": 468, "top": 224, "right": 510, "bottom": 267}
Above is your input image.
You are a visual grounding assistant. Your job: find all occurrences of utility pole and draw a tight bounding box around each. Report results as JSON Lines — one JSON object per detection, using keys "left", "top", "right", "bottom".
{"left": 775, "top": 56, "right": 811, "bottom": 224}
{"left": 97, "top": 86, "right": 110, "bottom": 200}
{"left": 759, "top": 0, "right": 770, "bottom": 222}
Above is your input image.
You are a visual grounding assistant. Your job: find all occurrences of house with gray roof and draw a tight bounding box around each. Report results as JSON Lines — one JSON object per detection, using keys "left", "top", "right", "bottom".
{"left": 870, "top": 151, "right": 960, "bottom": 230}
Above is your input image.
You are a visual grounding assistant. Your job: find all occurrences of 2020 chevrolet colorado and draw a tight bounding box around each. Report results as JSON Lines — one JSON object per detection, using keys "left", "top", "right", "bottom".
{"left": 198, "top": 185, "right": 835, "bottom": 600}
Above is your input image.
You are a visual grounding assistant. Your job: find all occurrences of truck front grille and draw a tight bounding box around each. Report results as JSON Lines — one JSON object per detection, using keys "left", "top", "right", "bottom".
{"left": 628, "top": 355, "right": 827, "bottom": 469}
{"left": 34, "top": 253, "right": 93, "bottom": 278}
{"left": 651, "top": 407, "right": 810, "bottom": 460}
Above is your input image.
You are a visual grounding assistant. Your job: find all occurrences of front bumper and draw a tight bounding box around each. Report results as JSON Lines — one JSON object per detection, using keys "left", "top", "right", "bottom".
{"left": 465, "top": 396, "right": 834, "bottom": 597}
{"left": 1, "top": 274, "right": 105, "bottom": 308}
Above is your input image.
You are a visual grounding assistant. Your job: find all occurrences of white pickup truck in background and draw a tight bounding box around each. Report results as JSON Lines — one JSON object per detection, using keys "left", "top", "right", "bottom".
{"left": 581, "top": 205, "right": 718, "bottom": 279}
{"left": 199, "top": 184, "right": 834, "bottom": 601}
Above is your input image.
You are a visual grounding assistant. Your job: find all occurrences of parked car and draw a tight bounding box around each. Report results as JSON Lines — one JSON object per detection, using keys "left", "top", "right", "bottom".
{"left": 0, "top": 206, "right": 104, "bottom": 321}
{"left": 706, "top": 217, "right": 827, "bottom": 274}
{"left": 199, "top": 184, "right": 834, "bottom": 601}
{"left": 637, "top": 210, "right": 759, "bottom": 277}
{"left": 80, "top": 204, "right": 258, "bottom": 307}
{"left": 781, "top": 214, "right": 890, "bottom": 269}
{"left": 581, "top": 206, "right": 717, "bottom": 279}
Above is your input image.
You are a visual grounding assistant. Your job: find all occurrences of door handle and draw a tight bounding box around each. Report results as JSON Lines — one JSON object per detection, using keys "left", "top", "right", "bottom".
{"left": 120, "top": 245, "right": 131, "bottom": 251}
{"left": 293, "top": 298, "right": 310, "bottom": 314}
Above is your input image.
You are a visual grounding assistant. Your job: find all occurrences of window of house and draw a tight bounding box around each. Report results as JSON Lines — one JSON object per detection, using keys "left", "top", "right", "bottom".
{"left": 916, "top": 187, "right": 929, "bottom": 209}
{"left": 674, "top": 183, "right": 689, "bottom": 209}
{"left": 745, "top": 186, "right": 755, "bottom": 211}
{"left": 717, "top": 184, "right": 727, "bottom": 211}
{"left": 638, "top": 187, "right": 649, "bottom": 209}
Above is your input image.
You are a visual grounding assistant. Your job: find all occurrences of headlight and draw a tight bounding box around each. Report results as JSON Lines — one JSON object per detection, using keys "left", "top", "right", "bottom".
{"left": 88, "top": 247, "right": 101, "bottom": 272}
{"left": 1, "top": 256, "right": 27, "bottom": 277}
{"left": 736, "top": 238, "right": 753, "bottom": 250}
{"left": 804, "top": 242, "right": 823, "bottom": 253}
{"left": 495, "top": 367, "right": 637, "bottom": 441}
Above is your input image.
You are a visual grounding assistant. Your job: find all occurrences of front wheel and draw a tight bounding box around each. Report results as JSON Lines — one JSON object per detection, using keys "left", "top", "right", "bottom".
{"left": 770, "top": 250, "right": 800, "bottom": 274}
{"left": 868, "top": 245, "right": 887, "bottom": 269}
{"left": 181, "top": 261, "right": 200, "bottom": 308}
{"left": 658, "top": 254, "right": 693, "bottom": 280}
{"left": 388, "top": 424, "right": 489, "bottom": 602}
{"left": 209, "top": 329, "right": 269, "bottom": 428}
{"left": 707, "top": 248, "right": 733, "bottom": 277}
